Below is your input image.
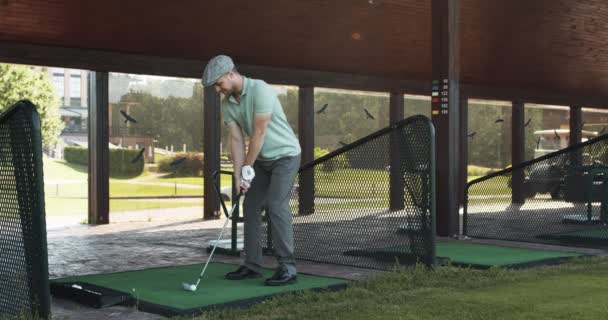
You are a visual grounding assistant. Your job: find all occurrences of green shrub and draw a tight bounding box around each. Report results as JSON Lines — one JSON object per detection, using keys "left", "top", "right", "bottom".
{"left": 64, "top": 146, "right": 144, "bottom": 178}
{"left": 109, "top": 148, "right": 145, "bottom": 178}
{"left": 64, "top": 146, "right": 88, "bottom": 166}
{"left": 158, "top": 152, "right": 204, "bottom": 177}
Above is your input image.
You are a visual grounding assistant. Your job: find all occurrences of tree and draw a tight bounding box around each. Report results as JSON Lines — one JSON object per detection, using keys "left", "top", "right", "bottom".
{"left": 112, "top": 84, "right": 205, "bottom": 153}
{"left": 0, "top": 64, "right": 64, "bottom": 145}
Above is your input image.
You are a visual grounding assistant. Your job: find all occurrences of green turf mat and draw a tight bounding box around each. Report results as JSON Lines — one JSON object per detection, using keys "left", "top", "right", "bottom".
{"left": 539, "top": 229, "right": 608, "bottom": 241}
{"left": 52, "top": 262, "right": 347, "bottom": 315}
{"left": 559, "top": 230, "right": 608, "bottom": 239}
{"left": 435, "top": 242, "right": 581, "bottom": 267}
{"left": 344, "top": 242, "right": 582, "bottom": 268}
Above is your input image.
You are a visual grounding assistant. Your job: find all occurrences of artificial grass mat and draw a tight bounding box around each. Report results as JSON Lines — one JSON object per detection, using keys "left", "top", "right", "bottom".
{"left": 539, "top": 228, "right": 608, "bottom": 243}
{"left": 344, "top": 241, "right": 582, "bottom": 268}
{"left": 50, "top": 262, "right": 348, "bottom": 316}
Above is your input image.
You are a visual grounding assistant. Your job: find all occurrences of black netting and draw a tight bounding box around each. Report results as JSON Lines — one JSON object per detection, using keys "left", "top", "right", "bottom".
{"left": 0, "top": 100, "right": 50, "bottom": 319}
{"left": 262, "top": 115, "right": 436, "bottom": 269}
{"left": 465, "top": 133, "right": 608, "bottom": 248}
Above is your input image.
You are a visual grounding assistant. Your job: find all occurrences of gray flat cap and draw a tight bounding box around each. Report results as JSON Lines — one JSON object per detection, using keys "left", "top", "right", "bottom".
{"left": 202, "top": 55, "right": 235, "bottom": 87}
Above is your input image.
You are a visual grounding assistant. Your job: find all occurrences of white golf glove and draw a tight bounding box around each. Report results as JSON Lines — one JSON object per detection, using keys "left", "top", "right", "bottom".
{"left": 241, "top": 165, "right": 255, "bottom": 183}
{"left": 240, "top": 179, "right": 251, "bottom": 191}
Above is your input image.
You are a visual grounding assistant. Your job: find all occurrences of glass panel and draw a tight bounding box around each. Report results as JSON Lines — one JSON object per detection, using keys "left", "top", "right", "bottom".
{"left": 109, "top": 73, "right": 204, "bottom": 222}
{"left": 468, "top": 99, "right": 512, "bottom": 179}
{"left": 582, "top": 107, "right": 608, "bottom": 141}
{"left": 525, "top": 104, "right": 569, "bottom": 160}
{"left": 314, "top": 88, "right": 389, "bottom": 155}
{"left": 404, "top": 94, "right": 431, "bottom": 118}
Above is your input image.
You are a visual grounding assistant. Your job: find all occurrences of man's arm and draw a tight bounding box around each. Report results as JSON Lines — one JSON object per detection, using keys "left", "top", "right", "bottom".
{"left": 228, "top": 122, "right": 246, "bottom": 184}
{"left": 244, "top": 113, "right": 271, "bottom": 165}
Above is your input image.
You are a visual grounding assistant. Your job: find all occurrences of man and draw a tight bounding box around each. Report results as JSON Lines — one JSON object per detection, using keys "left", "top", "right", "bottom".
{"left": 202, "top": 55, "right": 301, "bottom": 286}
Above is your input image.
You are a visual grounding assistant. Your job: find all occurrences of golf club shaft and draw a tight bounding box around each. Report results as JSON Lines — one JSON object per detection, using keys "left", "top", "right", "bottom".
{"left": 194, "top": 198, "right": 239, "bottom": 287}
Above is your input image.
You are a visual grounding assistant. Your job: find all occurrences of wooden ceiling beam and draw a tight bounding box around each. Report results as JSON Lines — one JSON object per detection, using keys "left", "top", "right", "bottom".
{"left": 0, "top": 41, "right": 427, "bottom": 94}
{"left": 2, "top": 40, "right": 608, "bottom": 107}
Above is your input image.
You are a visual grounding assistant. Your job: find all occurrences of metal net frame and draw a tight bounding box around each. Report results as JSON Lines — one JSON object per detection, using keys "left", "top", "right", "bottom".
{"left": 262, "top": 115, "right": 436, "bottom": 270}
{"left": 464, "top": 133, "right": 608, "bottom": 248}
{"left": 0, "top": 100, "right": 50, "bottom": 319}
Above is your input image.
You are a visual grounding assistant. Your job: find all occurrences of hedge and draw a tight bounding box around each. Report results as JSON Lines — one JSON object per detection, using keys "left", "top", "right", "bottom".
{"left": 158, "top": 152, "right": 204, "bottom": 177}
{"left": 64, "top": 146, "right": 145, "bottom": 178}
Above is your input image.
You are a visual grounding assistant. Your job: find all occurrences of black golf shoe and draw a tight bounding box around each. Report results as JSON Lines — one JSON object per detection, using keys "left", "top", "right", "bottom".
{"left": 264, "top": 267, "right": 297, "bottom": 286}
{"left": 225, "top": 266, "right": 262, "bottom": 280}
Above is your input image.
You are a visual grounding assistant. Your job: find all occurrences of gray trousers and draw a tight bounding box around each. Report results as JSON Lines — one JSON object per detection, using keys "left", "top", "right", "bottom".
{"left": 242, "top": 154, "right": 301, "bottom": 275}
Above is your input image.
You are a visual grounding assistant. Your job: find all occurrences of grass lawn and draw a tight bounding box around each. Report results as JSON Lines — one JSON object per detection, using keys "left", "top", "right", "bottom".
{"left": 44, "top": 198, "right": 204, "bottom": 216}
{"left": 109, "top": 182, "right": 202, "bottom": 197}
{"left": 313, "top": 169, "right": 393, "bottom": 198}
{"left": 41, "top": 158, "right": 513, "bottom": 215}
{"left": 42, "top": 156, "right": 88, "bottom": 180}
{"left": 44, "top": 182, "right": 203, "bottom": 198}
{"left": 146, "top": 175, "right": 233, "bottom": 187}
{"left": 174, "top": 257, "right": 608, "bottom": 320}
{"left": 41, "top": 158, "right": 217, "bottom": 216}
{"left": 110, "top": 200, "right": 202, "bottom": 212}
{"left": 468, "top": 178, "right": 510, "bottom": 196}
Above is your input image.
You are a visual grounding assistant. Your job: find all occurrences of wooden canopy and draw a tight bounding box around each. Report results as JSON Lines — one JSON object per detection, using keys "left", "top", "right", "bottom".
{"left": 2, "top": 0, "right": 608, "bottom": 102}
{"left": 0, "top": 0, "right": 604, "bottom": 231}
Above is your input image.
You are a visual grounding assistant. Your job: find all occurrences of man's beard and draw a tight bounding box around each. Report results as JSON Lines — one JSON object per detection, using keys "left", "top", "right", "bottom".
{"left": 219, "top": 90, "right": 234, "bottom": 100}
{"left": 221, "top": 89, "right": 233, "bottom": 97}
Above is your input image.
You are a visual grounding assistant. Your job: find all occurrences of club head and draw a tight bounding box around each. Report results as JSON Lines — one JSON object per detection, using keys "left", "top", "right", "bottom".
{"left": 182, "top": 282, "right": 197, "bottom": 292}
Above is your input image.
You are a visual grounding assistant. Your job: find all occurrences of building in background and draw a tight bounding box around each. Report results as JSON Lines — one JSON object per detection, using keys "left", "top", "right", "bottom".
{"left": 40, "top": 67, "right": 89, "bottom": 158}
{"left": 42, "top": 68, "right": 159, "bottom": 162}
{"left": 47, "top": 67, "right": 89, "bottom": 133}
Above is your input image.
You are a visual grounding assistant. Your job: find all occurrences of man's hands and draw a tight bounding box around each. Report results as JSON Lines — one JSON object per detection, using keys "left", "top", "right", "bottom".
{"left": 238, "top": 178, "right": 251, "bottom": 194}
{"left": 239, "top": 165, "right": 255, "bottom": 193}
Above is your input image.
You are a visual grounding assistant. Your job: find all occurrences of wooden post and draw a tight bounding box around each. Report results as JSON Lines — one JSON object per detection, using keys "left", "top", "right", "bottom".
{"left": 88, "top": 71, "right": 109, "bottom": 224}
{"left": 431, "top": 0, "right": 461, "bottom": 236}
{"left": 298, "top": 86, "right": 315, "bottom": 215}
{"left": 570, "top": 106, "right": 583, "bottom": 146}
{"left": 459, "top": 95, "right": 468, "bottom": 207}
{"left": 512, "top": 101, "right": 525, "bottom": 203}
{"left": 203, "top": 86, "right": 221, "bottom": 219}
{"left": 389, "top": 92, "right": 405, "bottom": 211}
{"left": 569, "top": 106, "right": 583, "bottom": 167}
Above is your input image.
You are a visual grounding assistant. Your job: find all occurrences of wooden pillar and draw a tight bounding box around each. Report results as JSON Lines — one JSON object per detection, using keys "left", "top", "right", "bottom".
{"left": 570, "top": 106, "right": 583, "bottom": 146}
{"left": 459, "top": 95, "right": 468, "bottom": 207}
{"left": 512, "top": 101, "right": 525, "bottom": 203}
{"left": 203, "top": 86, "right": 221, "bottom": 219}
{"left": 569, "top": 106, "right": 583, "bottom": 167}
{"left": 431, "top": 0, "right": 460, "bottom": 236}
{"left": 389, "top": 92, "right": 405, "bottom": 211}
{"left": 298, "top": 86, "right": 315, "bottom": 215}
{"left": 88, "top": 71, "right": 109, "bottom": 225}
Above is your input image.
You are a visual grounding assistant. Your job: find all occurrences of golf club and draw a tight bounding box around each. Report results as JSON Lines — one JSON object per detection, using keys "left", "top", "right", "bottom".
{"left": 182, "top": 192, "right": 241, "bottom": 292}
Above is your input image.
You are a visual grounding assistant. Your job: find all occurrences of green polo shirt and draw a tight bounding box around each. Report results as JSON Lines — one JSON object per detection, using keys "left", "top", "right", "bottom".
{"left": 222, "top": 77, "right": 301, "bottom": 161}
